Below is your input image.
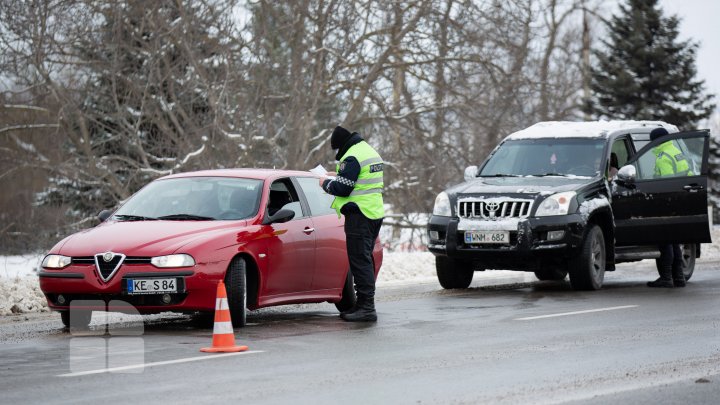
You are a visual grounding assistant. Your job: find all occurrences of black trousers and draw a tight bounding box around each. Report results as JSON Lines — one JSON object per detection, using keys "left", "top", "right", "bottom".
{"left": 343, "top": 208, "right": 383, "bottom": 299}
{"left": 657, "top": 244, "right": 683, "bottom": 279}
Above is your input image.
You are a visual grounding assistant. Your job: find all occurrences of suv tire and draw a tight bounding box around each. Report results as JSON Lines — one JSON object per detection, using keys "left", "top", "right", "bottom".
{"left": 225, "top": 257, "right": 248, "bottom": 327}
{"left": 436, "top": 256, "right": 474, "bottom": 289}
{"left": 534, "top": 267, "right": 568, "bottom": 281}
{"left": 655, "top": 243, "right": 696, "bottom": 281}
{"left": 568, "top": 225, "right": 605, "bottom": 290}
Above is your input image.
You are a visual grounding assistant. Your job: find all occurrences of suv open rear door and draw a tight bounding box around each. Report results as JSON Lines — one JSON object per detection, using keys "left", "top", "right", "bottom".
{"left": 612, "top": 130, "right": 711, "bottom": 246}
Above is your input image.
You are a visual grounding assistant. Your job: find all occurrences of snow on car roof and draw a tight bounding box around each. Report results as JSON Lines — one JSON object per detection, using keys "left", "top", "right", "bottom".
{"left": 506, "top": 120, "right": 678, "bottom": 140}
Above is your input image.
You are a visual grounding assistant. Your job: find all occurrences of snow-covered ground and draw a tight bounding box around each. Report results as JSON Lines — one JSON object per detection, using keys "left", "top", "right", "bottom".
{"left": 0, "top": 254, "right": 47, "bottom": 315}
{"left": 3, "top": 227, "right": 720, "bottom": 316}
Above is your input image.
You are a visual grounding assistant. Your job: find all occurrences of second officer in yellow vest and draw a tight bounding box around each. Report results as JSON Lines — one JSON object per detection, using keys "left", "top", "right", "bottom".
{"left": 647, "top": 127, "right": 688, "bottom": 288}
{"left": 320, "top": 126, "right": 384, "bottom": 322}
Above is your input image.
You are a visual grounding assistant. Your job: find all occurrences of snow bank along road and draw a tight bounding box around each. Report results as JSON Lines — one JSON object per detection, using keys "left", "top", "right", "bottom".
{"left": 1, "top": 260, "right": 719, "bottom": 404}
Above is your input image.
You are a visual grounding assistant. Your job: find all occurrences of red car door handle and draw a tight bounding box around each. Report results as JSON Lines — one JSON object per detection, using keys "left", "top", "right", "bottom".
{"left": 303, "top": 227, "right": 315, "bottom": 234}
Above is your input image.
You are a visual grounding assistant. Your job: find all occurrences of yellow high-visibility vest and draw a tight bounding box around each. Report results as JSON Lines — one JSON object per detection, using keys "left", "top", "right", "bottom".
{"left": 331, "top": 141, "right": 385, "bottom": 219}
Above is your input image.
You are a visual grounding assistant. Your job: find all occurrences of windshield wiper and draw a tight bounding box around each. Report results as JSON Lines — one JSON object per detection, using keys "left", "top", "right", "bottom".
{"left": 532, "top": 173, "right": 570, "bottom": 177}
{"left": 114, "top": 214, "right": 158, "bottom": 221}
{"left": 480, "top": 173, "right": 520, "bottom": 177}
{"left": 157, "top": 214, "right": 215, "bottom": 221}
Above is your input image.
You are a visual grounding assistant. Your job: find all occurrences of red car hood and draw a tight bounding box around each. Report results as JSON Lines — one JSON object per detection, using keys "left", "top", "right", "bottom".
{"left": 57, "top": 220, "right": 247, "bottom": 257}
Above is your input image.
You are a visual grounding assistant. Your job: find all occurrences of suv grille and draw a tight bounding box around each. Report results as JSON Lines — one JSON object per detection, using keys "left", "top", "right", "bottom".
{"left": 458, "top": 200, "right": 532, "bottom": 219}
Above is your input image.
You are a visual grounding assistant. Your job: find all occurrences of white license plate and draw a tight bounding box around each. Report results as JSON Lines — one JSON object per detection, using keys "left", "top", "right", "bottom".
{"left": 464, "top": 230, "right": 509, "bottom": 244}
{"left": 127, "top": 278, "right": 177, "bottom": 295}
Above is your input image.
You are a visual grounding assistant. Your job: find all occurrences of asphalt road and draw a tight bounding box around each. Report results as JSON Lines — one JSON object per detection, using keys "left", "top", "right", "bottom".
{"left": 1, "top": 260, "right": 719, "bottom": 404}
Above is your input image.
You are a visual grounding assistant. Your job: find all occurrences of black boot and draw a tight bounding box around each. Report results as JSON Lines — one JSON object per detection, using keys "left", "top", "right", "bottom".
{"left": 341, "top": 296, "right": 377, "bottom": 322}
{"left": 672, "top": 268, "right": 686, "bottom": 287}
{"left": 647, "top": 278, "right": 674, "bottom": 288}
{"left": 648, "top": 264, "right": 673, "bottom": 288}
{"left": 340, "top": 301, "right": 359, "bottom": 316}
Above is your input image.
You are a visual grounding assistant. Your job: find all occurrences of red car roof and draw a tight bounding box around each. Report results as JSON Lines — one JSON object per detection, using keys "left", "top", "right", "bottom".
{"left": 159, "top": 168, "right": 318, "bottom": 181}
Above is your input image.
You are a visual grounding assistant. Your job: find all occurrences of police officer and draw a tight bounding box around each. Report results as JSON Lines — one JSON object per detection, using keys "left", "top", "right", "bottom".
{"left": 652, "top": 128, "right": 691, "bottom": 178}
{"left": 319, "top": 126, "right": 384, "bottom": 322}
{"left": 647, "top": 127, "right": 689, "bottom": 288}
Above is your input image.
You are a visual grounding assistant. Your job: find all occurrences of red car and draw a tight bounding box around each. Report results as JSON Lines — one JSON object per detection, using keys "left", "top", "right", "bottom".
{"left": 39, "top": 169, "right": 383, "bottom": 328}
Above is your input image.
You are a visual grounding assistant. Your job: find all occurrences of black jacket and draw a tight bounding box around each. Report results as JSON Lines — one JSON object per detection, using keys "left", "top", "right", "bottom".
{"left": 322, "top": 133, "right": 363, "bottom": 198}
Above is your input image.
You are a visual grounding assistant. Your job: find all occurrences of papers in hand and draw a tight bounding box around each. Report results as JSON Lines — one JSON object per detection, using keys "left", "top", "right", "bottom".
{"left": 310, "top": 164, "right": 335, "bottom": 180}
{"left": 310, "top": 164, "right": 327, "bottom": 176}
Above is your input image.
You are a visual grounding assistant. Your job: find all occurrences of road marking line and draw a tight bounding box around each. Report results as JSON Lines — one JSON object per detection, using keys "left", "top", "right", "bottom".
{"left": 57, "top": 350, "right": 264, "bottom": 377}
{"left": 514, "top": 305, "right": 638, "bottom": 321}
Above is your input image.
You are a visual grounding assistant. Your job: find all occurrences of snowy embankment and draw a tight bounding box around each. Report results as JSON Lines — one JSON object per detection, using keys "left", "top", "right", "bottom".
{"left": 0, "top": 255, "right": 48, "bottom": 315}
{"left": 3, "top": 228, "right": 720, "bottom": 316}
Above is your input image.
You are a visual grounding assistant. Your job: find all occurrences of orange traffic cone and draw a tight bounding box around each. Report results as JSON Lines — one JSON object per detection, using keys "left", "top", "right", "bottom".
{"left": 200, "top": 281, "right": 248, "bottom": 353}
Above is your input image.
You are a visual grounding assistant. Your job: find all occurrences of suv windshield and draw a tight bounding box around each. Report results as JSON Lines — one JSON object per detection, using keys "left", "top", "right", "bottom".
{"left": 479, "top": 138, "right": 605, "bottom": 177}
{"left": 114, "top": 177, "right": 263, "bottom": 221}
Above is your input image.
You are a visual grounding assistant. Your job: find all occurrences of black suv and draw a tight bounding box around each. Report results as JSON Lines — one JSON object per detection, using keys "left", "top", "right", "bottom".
{"left": 427, "top": 121, "right": 712, "bottom": 290}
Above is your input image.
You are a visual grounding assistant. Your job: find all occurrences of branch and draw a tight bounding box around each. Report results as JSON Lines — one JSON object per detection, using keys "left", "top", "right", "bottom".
{"left": 303, "top": 129, "right": 331, "bottom": 165}
{"left": 0, "top": 222, "right": 14, "bottom": 236}
{"left": 174, "top": 143, "right": 206, "bottom": 169}
{"left": 2, "top": 104, "right": 51, "bottom": 113}
{"left": 9, "top": 133, "right": 49, "bottom": 162}
{"left": 0, "top": 123, "right": 60, "bottom": 134}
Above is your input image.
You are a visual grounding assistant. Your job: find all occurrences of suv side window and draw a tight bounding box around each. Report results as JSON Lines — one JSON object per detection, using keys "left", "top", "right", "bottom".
{"left": 609, "top": 137, "right": 632, "bottom": 179}
{"left": 611, "top": 138, "right": 631, "bottom": 168}
{"left": 632, "top": 138, "right": 703, "bottom": 180}
{"left": 295, "top": 177, "right": 336, "bottom": 216}
{"left": 268, "top": 178, "right": 306, "bottom": 219}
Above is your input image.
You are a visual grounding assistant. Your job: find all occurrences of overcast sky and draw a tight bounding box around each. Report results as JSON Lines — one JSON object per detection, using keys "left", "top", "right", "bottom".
{"left": 659, "top": 0, "right": 720, "bottom": 102}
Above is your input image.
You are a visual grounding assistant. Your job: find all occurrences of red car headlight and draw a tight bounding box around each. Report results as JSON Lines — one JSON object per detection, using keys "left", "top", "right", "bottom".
{"left": 42, "top": 254, "right": 72, "bottom": 269}
{"left": 151, "top": 254, "right": 195, "bottom": 268}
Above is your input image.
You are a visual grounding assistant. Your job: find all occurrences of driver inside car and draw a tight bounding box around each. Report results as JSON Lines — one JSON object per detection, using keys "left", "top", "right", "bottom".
{"left": 185, "top": 190, "right": 219, "bottom": 218}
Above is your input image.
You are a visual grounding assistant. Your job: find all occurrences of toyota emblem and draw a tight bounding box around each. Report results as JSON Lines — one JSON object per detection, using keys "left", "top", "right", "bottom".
{"left": 485, "top": 202, "right": 499, "bottom": 212}
{"left": 102, "top": 252, "right": 114, "bottom": 262}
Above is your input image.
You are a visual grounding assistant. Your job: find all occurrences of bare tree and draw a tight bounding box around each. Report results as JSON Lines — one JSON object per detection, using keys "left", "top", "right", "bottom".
{"left": 0, "top": 0, "right": 602, "bottom": 252}
{"left": 1, "top": 0, "right": 246, "bottom": 211}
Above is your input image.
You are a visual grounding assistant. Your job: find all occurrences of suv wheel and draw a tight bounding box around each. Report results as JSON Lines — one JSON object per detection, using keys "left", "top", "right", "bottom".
{"left": 436, "top": 256, "right": 474, "bottom": 289}
{"left": 534, "top": 267, "right": 568, "bottom": 281}
{"left": 568, "top": 225, "right": 605, "bottom": 290}
{"left": 655, "top": 243, "right": 696, "bottom": 281}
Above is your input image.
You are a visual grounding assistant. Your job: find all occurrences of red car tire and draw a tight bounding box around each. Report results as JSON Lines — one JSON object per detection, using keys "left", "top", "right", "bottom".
{"left": 334, "top": 270, "right": 356, "bottom": 312}
{"left": 225, "top": 257, "right": 248, "bottom": 327}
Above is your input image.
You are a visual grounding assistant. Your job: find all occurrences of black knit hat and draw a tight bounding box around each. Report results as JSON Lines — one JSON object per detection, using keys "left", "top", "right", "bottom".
{"left": 330, "top": 126, "right": 353, "bottom": 150}
{"left": 649, "top": 127, "right": 669, "bottom": 141}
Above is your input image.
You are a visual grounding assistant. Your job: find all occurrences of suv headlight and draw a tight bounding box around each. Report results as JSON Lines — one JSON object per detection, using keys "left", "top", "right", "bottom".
{"left": 432, "top": 192, "right": 452, "bottom": 216}
{"left": 535, "top": 191, "right": 576, "bottom": 217}
{"left": 151, "top": 254, "right": 195, "bottom": 268}
{"left": 42, "top": 254, "right": 72, "bottom": 269}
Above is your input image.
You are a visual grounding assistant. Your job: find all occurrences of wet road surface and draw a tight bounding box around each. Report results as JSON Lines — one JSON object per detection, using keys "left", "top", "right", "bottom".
{"left": 1, "top": 261, "right": 719, "bottom": 404}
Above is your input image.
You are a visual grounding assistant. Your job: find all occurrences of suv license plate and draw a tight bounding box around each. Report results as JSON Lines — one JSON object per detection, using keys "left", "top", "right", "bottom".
{"left": 127, "top": 278, "right": 177, "bottom": 295}
{"left": 464, "top": 231, "right": 509, "bottom": 244}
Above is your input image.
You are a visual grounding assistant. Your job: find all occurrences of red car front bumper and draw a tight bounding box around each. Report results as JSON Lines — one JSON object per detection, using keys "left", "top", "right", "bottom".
{"left": 39, "top": 261, "right": 227, "bottom": 314}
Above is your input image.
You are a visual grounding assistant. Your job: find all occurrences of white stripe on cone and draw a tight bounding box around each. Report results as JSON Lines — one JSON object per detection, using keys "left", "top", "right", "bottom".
{"left": 213, "top": 321, "right": 234, "bottom": 335}
{"left": 215, "top": 298, "right": 229, "bottom": 310}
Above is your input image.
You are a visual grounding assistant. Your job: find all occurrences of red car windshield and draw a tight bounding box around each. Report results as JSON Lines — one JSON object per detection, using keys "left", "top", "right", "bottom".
{"left": 114, "top": 177, "right": 263, "bottom": 221}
